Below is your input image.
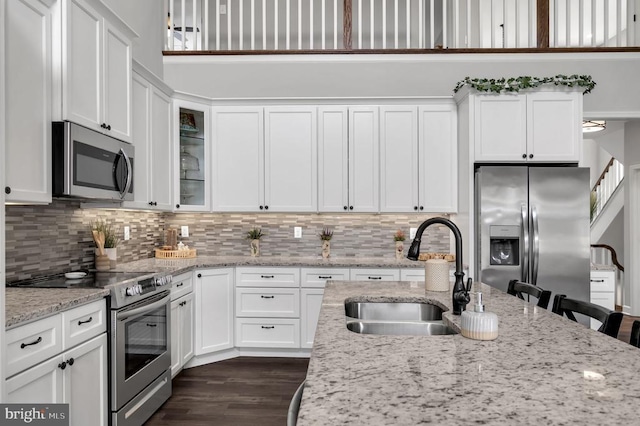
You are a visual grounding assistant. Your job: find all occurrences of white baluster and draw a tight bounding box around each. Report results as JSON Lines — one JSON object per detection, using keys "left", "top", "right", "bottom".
{"left": 227, "top": 0, "right": 232, "bottom": 49}
{"left": 604, "top": 0, "right": 610, "bottom": 47}
{"left": 251, "top": 0, "right": 255, "bottom": 50}
{"left": 287, "top": 0, "right": 291, "bottom": 50}
{"left": 192, "top": 0, "right": 198, "bottom": 49}
{"left": 442, "top": 0, "right": 447, "bottom": 47}
{"left": 578, "top": 0, "right": 585, "bottom": 46}
{"left": 383, "top": 0, "right": 387, "bottom": 48}
{"left": 358, "top": 0, "right": 362, "bottom": 48}
{"left": 334, "top": 0, "right": 338, "bottom": 49}
{"left": 321, "top": 0, "right": 325, "bottom": 49}
{"left": 262, "top": 0, "right": 267, "bottom": 49}
{"left": 429, "top": 0, "right": 434, "bottom": 48}
{"left": 394, "top": 0, "right": 398, "bottom": 49}
{"left": 299, "top": 0, "right": 302, "bottom": 49}
{"left": 453, "top": 0, "right": 459, "bottom": 48}
{"left": 239, "top": 0, "right": 244, "bottom": 50}
{"left": 566, "top": 0, "right": 571, "bottom": 46}
{"left": 216, "top": 0, "right": 221, "bottom": 50}
{"left": 552, "top": 0, "right": 558, "bottom": 46}
{"left": 169, "top": 0, "right": 175, "bottom": 50}
{"left": 370, "top": 0, "right": 375, "bottom": 48}
{"left": 591, "top": 0, "right": 597, "bottom": 47}
{"left": 616, "top": 0, "right": 623, "bottom": 46}
{"left": 418, "top": 0, "right": 424, "bottom": 48}
{"left": 310, "top": 0, "right": 314, "bottom": 49}
{"left": 204, "top": 0, "right": 209, "bottom": 50}
{"left": 407, "top": 0, "right": 411, "bottom": 48}
{"left": 274, "top": 0, "right": 279, "bottom": 50}
{"left": 181, "top": 0, "right": 186, "bottom": 50}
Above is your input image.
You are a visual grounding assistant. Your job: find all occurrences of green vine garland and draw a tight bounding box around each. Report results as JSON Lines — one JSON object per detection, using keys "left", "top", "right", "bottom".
{"left": 453, "top": 74, "right": 596, "bottom": 95}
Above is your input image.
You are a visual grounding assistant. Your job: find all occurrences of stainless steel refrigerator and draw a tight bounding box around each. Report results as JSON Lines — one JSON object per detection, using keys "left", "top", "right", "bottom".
{"left": 475, "top": 166, "right": 591, "bottom": 307}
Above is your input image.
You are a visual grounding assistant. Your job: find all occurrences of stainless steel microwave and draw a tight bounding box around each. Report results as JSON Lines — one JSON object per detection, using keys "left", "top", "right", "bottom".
{"left": 52, "top": 121, "right": 134, "bottom": 201}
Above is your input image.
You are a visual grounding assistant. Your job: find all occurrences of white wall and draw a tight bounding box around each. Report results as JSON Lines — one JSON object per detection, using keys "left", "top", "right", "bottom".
{"left": 164, "top": 52, "right": 640, "bottom": 119}
{"left": 624, "top": 119, "right": 640, "bottom": 313}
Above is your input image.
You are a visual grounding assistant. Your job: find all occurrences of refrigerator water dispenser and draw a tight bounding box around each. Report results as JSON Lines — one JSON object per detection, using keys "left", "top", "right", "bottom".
{"left": 489, "top": 226, "right": 520, "bottom": 266}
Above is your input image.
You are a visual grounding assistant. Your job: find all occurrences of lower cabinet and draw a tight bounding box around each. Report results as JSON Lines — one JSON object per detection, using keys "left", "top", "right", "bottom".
{"left": 6, "top": 333, "right": 109, "bottom": 426}
{"left": 235, "top": 318, "right": 301, "bottom": 348}
{"left": 350, "top": 268, "right": 400, "bottom": 281}
{"left": 300, "top": 289, "right": 325, "bottom": 348}
{"left": 170, "top": 292, "right": 194, "bottom": 377}
{"left": 194, "top": 268, "right": 234, "bottom": 355}
{"left": 590, "top": 269, "right": 616, "bottom": 330}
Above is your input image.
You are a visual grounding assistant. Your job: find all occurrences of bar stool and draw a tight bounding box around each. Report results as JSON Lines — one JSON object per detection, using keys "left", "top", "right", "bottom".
{"left": 287, "top": 380, "right": 305, "bottom": 426}
{"left": 552, "top": 294, "right": 623, "bottom": 338}
{"left": 630, "top": 320, "right": 640, "bottom": 347}
{"left": 507, "top": 279, "right": 552, "bottom": 309}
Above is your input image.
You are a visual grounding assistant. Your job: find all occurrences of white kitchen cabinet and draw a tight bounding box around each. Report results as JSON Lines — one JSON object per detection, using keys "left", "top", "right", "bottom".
{"left": 318, "top": 106, "right": 379, "bottom": 212}
{"left": 174, "top": 99, "right": 210, "bottom": 211}
{"left": 264, "top": 107, "right": 318, "bottom": 212}
{"left": 211, "top": 107, "right": 264, "bottom": 211}
{"left": 590, "top": 270, "right": 616, "bottom": 330}
{"left": 194, "top": 268, "right": 234, "bottom": 355}
{"left": 124, "top": 67, "right": 173, "bottom": 211}
{"left": 236, "top": 267, "right": 300, "bottom": 288}
{"left": 235, "top": 288, "right": 300, "bottom": 318}
{"left": 400, "top": 268, "right": 426, "bottom": 282}
{"left": 235, "top": 318, "right": 301, "bottom": 348}
{"left": 471, "top": 90, "right": 581, "bottom": 163}
{"left": 300, "top": 289, "right": 325, "bottom": 349}
{"left": 300, "top": 268, "right": 350, "bottom": 288}
{"left": 350, "top": 268, "right": 400, "bottom": 281}
{"left": 170, "top": 272, "right": 194, "bottom": 377}
{"left": 6, "top": 333, "right": 108, "bottom": 426}
{"left": 60, "top": 0, "right": 133, "bottom": 142}
{"left": 4, "top": 0, "right": 53, "bottom": 203}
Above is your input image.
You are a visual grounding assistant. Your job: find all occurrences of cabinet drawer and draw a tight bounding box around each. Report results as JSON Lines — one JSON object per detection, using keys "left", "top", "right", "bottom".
{"left": 400, "top": 268, "right": 425, "bottom": 282}
{"left": 350, "top": 268, "right": 400, "bottom": 281}
{"left": 235, "top": 288, "right": 300, "bottom": 318}
{"left": 301, "top": 268, "right": 349, "bottom": 288}
{"left": 62, "top": 299, "right": 107, "bottom": 350}
{"left": 236, "top": 267, "right": 300, "bottom": 288}
{"left": 6, "top": 315, "right": 63, "bottom": 378}
{"left": 590, "top": 271, "right": 615, "bottom": 293}
{"left": 171, "top": 271, "right": 193, "bottom": 300}
{"left": 235, "top": 318, "right": 300, "bottom": 348}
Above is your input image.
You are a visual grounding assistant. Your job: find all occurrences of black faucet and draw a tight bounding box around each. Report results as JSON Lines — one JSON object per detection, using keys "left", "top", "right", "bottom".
{"left": 406, "top": 217, "right": 471, "bottom": 315}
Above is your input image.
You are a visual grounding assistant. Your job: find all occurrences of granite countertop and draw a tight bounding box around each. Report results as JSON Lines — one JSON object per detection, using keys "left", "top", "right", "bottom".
{"left": 5, "top": 288, "right": 110, "bottom": 329}
{"left": 298, "top": 280, "right": 640, "bottom": 425}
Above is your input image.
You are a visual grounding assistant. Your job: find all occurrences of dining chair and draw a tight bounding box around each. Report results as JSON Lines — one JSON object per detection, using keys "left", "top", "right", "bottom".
{"left": 507, "top": 279, "right": 552, "bottom": 309}
{"left": 630, "top": 320, "right": 640, "bottom": 348}
{"left": 287, "top": 380, "right": 305, "bottom": 426}
{"left": 552, "top": 294, "right": 623, "bottom": 338}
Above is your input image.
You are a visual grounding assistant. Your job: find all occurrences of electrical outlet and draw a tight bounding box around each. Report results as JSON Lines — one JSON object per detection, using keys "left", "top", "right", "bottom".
{"left": 124, "top": 226, "right": 130, "bottom": 241}
{"left": 181, "top": 225, "right": 189, "bottom": 238}
{"left": 410, "top": 227, "right": 417, "bottom": 239}
{"left": 294, "top": 227, "right": 302, "bottom": 238}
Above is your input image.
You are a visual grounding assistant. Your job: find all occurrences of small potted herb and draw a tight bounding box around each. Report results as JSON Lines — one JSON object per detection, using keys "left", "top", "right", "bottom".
{"left": 246, "top": 228, "right": 264, "bottom": 257}
{"left": 319, "top": 228, "right": 333, "bottom": 259}
{"left": 394, "top": 230, "right": 406, "bottom": 260}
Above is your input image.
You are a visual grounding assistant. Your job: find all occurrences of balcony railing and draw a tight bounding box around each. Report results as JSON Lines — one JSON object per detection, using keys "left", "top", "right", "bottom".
{"left": 591, "top": 156, "right": 624, "bottom": 223}
{"left": 164, "top": 0, "right": 636, "bottom": 52}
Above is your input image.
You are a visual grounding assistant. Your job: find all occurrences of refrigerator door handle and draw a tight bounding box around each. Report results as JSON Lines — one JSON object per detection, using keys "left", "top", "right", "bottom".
{"left": 531, "top": 205, "right": 540, "bottom": 285}
{"left": 521, "top": 204, "right": 529, "bottom": 282}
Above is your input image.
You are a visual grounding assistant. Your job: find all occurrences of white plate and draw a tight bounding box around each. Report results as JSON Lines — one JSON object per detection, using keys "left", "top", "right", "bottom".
{"left": 65, "top": 272, "right": 87, "bottom": 279}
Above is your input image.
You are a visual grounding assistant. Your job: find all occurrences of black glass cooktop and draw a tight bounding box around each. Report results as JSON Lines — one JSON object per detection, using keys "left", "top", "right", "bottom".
{"left": 7, "top": 271, "right": 156, "bottom": 289}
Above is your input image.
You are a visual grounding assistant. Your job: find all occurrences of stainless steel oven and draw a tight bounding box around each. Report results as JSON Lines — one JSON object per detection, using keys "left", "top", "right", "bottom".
{"left": 111, "top": 289, "right": 172, "bottom": 426}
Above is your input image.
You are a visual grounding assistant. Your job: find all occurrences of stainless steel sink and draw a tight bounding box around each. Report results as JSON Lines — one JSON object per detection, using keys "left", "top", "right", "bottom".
{"left": 345, "top": 301, "right": 444, "bottom": 321}
{"left": 346, "top": 321, "right": 457, "bottom": 336}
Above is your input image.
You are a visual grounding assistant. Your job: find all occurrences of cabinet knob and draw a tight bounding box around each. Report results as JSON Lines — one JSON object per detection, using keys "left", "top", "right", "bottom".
{"left": 419, "top": 206, "right": 424, "bottom": 211}
{"left": 522, "top": 154, "right": 527, "bottom": 159}
{"left": 529, "top": 154, "right": 534, "bottom": 159}
{"left": 343, "top": 206, "right": 348, "bottom": 210}
{"left": 4, "top": 186, "right": 10, "bottom": 194}
{"left": 264, "top": 205, "right": 269, "bottom": 210}
{"left": 349, "top": 206, "right": 353, "bottom": 210}
{"left": 414, "top": 206, "right": 418, "bottom": 211}
{"left": 259, "top": 205, "right": 264, "bottom": 210}
{"left": 197, "top": 273, "right": 202, "bottom": 278}
{"left": 100, "top": 123, "right": 106, "bottom": 129}
{"left": 148, "top": 201, "right": 154, "bottom": 206}
{"left": 67, "top": 357, "right": 75, "bottom": 366}
{"left": 176, "top": 204, "right": 180, "bottom": 209}
{"left": 106, "top": 124, "right": 111, "bottom": 131}
{"left": 58, "top": 361, "right": 67, "bottom": 370}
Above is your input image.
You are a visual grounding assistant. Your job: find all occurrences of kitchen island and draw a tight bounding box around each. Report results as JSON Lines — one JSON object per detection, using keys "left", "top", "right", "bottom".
{"left": 298, "top": 280, "right": 639, "bottom": 425}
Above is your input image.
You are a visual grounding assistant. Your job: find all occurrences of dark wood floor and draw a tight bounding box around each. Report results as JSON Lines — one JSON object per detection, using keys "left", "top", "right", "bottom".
{"left": 145, "top": 357, "right": 309, "bottom": 426}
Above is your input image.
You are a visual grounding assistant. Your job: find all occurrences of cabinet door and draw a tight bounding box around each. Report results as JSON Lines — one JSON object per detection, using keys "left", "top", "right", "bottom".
{"left": 4, "top": 0, "right": 52, "bottom": 203}
{"left": 379, "top": 106, "right": 418, "bottom": 213}
{"left": 194, "top": 269, "right": 234, "bottom": 355}
{"left": 349, "top": 107, "right": 379, "bottom": 212}
{"left": 150, "top": 88, "right": 173, "bottom": 210}
{"left": 103, "top": 19, "right": 132, "bottom": 142}
{"left": 419, "top": 104, "right": 458, "bottom": 213}
{"left": 318, "top": 107, "right": 349, "bottom": 212}
{"left": 6, "top": 355, "right": 63, "bottom": 403}
{"left": 301, "top": 289, "right": 324, "bottom": 349}
{"left": 170, "top": 298, "right": 181, "bottom": 376}
{"left": 526, "top": 91, "right": 581, "bottom": 162}
{"left": 474, "top": 95, "right": 527, "bottom": 162}
{"left": 63, "top": 0, "right": 102, "bottom": 132}
{"left": 64, "top": 334, "right": 108, "bottom": 426}
{"left": 180, "top": 292, "right": 195, "bottom": 367}
{"left": 264, "top": 107, "right": 318, "bottom": 212}
{"left": 125, "top": 72, "right": 152, "bottom": 209}
{"left": 211, "top": 107, "right": 264, "bottom": 211}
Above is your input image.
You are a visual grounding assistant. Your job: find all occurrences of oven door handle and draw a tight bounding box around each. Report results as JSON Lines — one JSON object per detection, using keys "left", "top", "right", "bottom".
{"left": 116, "top": 294, "right": 171, "bottom": 321}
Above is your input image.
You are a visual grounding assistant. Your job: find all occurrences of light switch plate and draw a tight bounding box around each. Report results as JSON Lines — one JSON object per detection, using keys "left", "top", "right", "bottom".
{"left": 410, "top": 227, "right": 417, "bottom": 239}
{"left": 294, "top": 227, "right": 302, "bottom": 238}
{"left": 181, "top": 225, "right": 189, "bottom": 238}
{"left": 124, "top": 226, "right": 130, "bottom": 241}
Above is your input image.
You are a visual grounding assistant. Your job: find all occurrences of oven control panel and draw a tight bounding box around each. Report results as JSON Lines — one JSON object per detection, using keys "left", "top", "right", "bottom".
{"left": 124, "top": 277, "right": 157, "bottom": 297}
{"left": 155, "top": 275, "right": 173, "bottom": 287}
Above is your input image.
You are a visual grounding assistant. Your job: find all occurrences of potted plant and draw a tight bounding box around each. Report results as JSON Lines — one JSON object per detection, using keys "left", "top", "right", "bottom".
{"left": 91, "top": 219, "right": 120, "bottom": 269}
{"left": 394, "top": 230, "right": 406, "bottom": 260}
{"left": 246, "top": 228, "right": 264, "bottom": 257}
{"left": 319, "top": 227, "right": 333, "bottom": 259}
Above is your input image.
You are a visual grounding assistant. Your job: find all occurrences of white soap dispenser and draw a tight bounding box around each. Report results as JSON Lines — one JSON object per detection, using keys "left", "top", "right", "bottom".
{"left": 460, "top": 292, "right": 499, "bottom": 341}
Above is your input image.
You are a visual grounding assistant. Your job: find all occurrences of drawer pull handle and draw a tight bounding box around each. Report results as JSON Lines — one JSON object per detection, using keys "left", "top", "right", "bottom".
{"left": 146, "top": 323, "right": 158, "bottom": 327}
{"left": 318, "top": 276, "right": 332, "bottom": 279}
{"left": 368, "top": 276, "right": 382, "bottom": 280}
{"left": 261, "top": 326, "right": 275, "bottom": 329}
{"left": 78, "top": 316, "right": 93, "bottom": 326}
{"left": 67, "top": 357, "right": 75, "bottom": 366}
{"left": 261, "top": 295, "right": 275, "bottom": 299}
{"left": 261, "top": 275, "right": 275, "bottom": 279}
{"left": 58, "top": 361, "right": 67, "bottom": 370}
{"left": 180, "top": 301, "right": 187, "bottom": 306}
{"left": 20, "top": 336, "right": 42, "bottom": 349}
{"left": 590, "top": 279, "right": 605, "bottom": 283}
{"left": 176, "top": 283, "right": 184, "bottom": 287}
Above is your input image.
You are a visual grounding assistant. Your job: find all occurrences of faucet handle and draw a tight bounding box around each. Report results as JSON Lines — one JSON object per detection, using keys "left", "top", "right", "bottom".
{"left": 466, "top": 277, "right": 473, "bottom": 293}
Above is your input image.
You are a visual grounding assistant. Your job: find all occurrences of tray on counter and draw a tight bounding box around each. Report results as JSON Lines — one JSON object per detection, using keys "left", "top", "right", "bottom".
{"left": 154, "top": 248, "right": 197, "bottom": 259}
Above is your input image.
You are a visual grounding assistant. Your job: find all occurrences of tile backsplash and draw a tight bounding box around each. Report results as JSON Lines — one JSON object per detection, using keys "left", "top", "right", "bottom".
{"left": 5, "top": 199, "right": 451, "bottom": 282}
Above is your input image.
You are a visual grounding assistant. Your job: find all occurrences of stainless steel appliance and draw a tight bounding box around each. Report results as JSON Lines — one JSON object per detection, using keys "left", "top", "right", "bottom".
{"left": 8, "top": 271, "right": 173, "bottom": 426}
{"left": 52, "top": 121, "right": 134, "bottom": 201}
{"left": 475, "top": 166, "right": 591, "bottom": 307}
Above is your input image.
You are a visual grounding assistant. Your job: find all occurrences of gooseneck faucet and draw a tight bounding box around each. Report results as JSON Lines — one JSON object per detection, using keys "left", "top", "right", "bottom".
{"left": 406, "top": 217, "right": 471, "bottom": 315}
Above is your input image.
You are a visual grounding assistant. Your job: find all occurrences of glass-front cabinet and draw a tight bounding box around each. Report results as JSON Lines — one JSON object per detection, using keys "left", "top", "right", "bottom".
{"left": 174, "top": 100, "right": 210, "bottom": 211}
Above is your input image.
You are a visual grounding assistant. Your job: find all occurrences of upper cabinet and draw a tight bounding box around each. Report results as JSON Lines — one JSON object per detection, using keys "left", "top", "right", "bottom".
{"left": 174, "top": 100, "right": 210, "bottom": 211}
{"left": 318, "top": 107, "right": 379, "bottom": 213}
{"left": 378, "top": 104, "right": 458, "bottom": 213}
{"left": 4, "top": 0, "right": 54, "bottom": 204}
{"left": 60, "top": 0, "right": 133, "bottom": 142}
{"left": 469, "top": 89, "right": 582, "bottom": 163}
{"left": 211, "top": 106, "right": 317, "bottom": 212}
